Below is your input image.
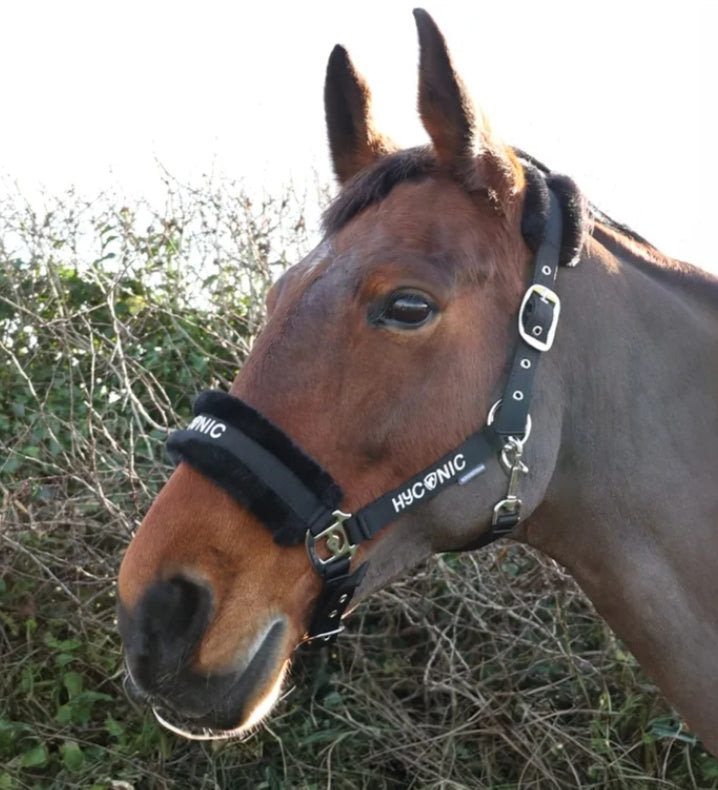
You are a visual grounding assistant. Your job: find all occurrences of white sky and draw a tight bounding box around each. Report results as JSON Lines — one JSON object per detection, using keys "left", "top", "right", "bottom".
{"left": 1, "top": 1, "right": 713, "bottom": 271}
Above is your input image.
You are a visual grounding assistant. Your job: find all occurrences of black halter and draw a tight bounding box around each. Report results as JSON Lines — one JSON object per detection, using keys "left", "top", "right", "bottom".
{"left": 167, "top": 187, "right": 564, "bottom": 643}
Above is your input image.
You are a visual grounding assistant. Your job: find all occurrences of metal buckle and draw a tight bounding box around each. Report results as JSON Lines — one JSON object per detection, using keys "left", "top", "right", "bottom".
{"left": 518, "top": 284, "right": 561, "bottom": 352}
{"left": 298, "top": 625, "right": 345, "bottom": 646}
{"left": 305, "top": 510, "right": 357, "bottom": 566}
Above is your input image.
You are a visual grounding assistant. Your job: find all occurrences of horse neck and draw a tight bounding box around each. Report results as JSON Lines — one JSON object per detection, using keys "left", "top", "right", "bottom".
{"left": 525, "top": 231, "right": 718, "bottom": 747}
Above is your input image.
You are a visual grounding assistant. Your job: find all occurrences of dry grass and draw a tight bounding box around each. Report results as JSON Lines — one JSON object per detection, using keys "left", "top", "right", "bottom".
{"left": 1, "top": 177, "right": 716, "bottom": 789}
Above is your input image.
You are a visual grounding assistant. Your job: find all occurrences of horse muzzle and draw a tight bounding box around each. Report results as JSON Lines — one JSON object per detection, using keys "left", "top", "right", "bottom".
{"left": 117, "top": 576, "right": 289, "bottom": 737}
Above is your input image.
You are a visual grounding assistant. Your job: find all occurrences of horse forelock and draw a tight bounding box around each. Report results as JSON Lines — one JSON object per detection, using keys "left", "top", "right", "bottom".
{"left": 322, "top": 147, "right": 437, "bottom": 235}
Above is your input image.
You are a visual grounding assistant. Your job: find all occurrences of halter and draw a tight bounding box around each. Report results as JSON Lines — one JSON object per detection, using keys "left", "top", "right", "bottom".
{"left": 166, "top": 187, "right": 564, "bottom": 644}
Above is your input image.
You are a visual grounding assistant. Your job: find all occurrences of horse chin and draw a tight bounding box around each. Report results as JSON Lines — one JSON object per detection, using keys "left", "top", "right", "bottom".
{"left": 124, "top": 618, "right": 291, "bottom": 740}
{"left": 150, "top": 662, "right": 289, "bottom": 741}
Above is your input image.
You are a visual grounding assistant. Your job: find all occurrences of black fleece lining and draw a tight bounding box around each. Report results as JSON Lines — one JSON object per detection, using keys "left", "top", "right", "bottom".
{"left": 519, "top": 161, "right": 587, "bottom": 267}
{"left": 514, "top": 150, "right": 588, "bottom": 267}
{"left": 167, "top": 392, "right": 343, "bottom": 545}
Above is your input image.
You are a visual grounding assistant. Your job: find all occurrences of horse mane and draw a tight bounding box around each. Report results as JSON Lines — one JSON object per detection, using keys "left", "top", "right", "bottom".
{"left": 591, "top": 220, "right": 718, "bottom": 300}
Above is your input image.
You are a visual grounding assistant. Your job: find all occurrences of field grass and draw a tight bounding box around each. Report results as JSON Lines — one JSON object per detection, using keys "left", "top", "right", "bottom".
{"left": 1, "top": 179, "right": 716, "bottom": 789}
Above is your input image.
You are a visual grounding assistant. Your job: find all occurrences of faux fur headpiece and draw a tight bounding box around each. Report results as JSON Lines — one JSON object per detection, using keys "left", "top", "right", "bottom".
{"left": 515, "top": 150, "right": 589, "bottom": 267}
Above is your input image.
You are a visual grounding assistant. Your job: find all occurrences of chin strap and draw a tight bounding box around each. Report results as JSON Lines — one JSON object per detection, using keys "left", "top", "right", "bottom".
{"left": 166, "top": 189, "right": 564, "bottom": 644}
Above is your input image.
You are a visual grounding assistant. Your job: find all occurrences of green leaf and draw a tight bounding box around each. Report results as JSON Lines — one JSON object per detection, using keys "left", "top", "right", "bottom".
{"left": 56, "top": 690, "right": 114, "bottom": 725}
{"left": 20, "top": 666, "right": 34, "bottom": 694}
{"left": 0, "top": 719, "right": 30, "bottom": 753}
{"left": 105, "top": 715, "right": 124, "bottom": 738}
{"left": 700, "top": 754, "right": 718, "bottom": 781}
{"left": 44, "top": 634, "right": 82, "bottom": 652}
{"left": 55, "top": 705, "right": 73, "bottom": 725}
{"left": 322, "top": 691, "right": 344, "bottom": 709}
{"left": 3, "top": 457, "right": 20, "bottom": 475}
{"left": 61, "top": 740, "right": 85, "bottom": 772}
{"left": 63, "top": 672, "right": 84, "bottom": 698}
{"left": 19, "top": 743, "right": 49, "bottom": 768}
{"left": 648, "top": 715, "right": 698, "bottom": 745}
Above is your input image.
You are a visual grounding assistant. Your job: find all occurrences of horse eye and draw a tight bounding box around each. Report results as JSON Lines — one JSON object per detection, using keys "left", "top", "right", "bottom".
{"left": 377, "top": 293, "right": 436, "bottom": 328}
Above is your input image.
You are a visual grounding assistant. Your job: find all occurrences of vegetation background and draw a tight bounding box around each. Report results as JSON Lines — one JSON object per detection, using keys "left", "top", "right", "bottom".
{"left": 1, "top": 177, "right": 716, "bottom": 789}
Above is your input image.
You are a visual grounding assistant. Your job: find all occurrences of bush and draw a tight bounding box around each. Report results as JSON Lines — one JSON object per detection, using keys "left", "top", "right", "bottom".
{"left": 1, "top": 177, "right": 716, "bottom": 789}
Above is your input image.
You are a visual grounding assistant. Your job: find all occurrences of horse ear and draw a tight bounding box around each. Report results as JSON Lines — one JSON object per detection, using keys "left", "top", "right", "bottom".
{"left": 413, "top": 9, "right": 519, "bottom": 203}
{"left": 324, "top": 45, "right": 396, "bottom": 184}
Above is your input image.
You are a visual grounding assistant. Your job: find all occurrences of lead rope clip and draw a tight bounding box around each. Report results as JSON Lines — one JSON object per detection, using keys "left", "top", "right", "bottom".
{"left": 492, "top": 436, "right": 529, "bottom": 529}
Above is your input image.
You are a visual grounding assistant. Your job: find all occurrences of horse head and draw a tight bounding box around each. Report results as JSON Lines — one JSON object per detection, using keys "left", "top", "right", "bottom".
{"left": 117, "top": 9, "right": 584, "bottom": 738}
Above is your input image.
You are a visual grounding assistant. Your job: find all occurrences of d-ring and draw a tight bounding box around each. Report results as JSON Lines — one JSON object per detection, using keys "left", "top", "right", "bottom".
{"left": 486, "top": 398, "right": 532, "bottom": 443}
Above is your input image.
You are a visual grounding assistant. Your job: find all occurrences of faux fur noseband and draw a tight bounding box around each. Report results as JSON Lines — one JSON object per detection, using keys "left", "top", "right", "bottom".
{"left": 166, "top": 391, "right": 343, "bottom": 545}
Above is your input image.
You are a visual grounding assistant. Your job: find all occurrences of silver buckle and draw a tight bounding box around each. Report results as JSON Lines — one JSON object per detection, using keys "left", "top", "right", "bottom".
{"left": 518, "top": 284, "right": 561, "bottom": 352}
{"left": 305, "top": 510, "right": 357, "bottom": 566}
{"left": 298, "top": 625, "right": 345, "bottom": 645}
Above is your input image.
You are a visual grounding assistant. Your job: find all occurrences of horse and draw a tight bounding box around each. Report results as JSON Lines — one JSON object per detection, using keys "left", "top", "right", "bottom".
{"left": 117, "top": 9, "right": 718, "bottom": 752}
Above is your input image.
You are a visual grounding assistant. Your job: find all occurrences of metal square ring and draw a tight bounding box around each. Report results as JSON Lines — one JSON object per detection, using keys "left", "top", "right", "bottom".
{"left": 305, "top": 510, "right": 357, "bottom": 566}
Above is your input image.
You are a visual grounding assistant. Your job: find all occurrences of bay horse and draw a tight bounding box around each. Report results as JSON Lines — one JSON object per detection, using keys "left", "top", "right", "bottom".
{"left": 117, "top": 9, "right": 718, "bottom": 752}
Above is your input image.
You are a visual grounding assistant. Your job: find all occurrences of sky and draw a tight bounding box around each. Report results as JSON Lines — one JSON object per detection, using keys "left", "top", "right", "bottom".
{"left": 1, "top": 1, "right": 713, "bottom": 271}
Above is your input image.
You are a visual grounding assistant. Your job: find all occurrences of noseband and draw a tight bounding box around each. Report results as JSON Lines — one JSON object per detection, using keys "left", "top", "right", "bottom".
{"left": 167, "top": 184, "right": 565, "bottom": 643}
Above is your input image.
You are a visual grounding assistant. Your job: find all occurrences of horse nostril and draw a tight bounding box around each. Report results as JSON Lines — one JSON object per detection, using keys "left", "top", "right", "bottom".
{"left": 121, "top": 575, "right": 213, "bottom": 691}
{"left": 144, "top": 577, "right": 207, "bottom": 644}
